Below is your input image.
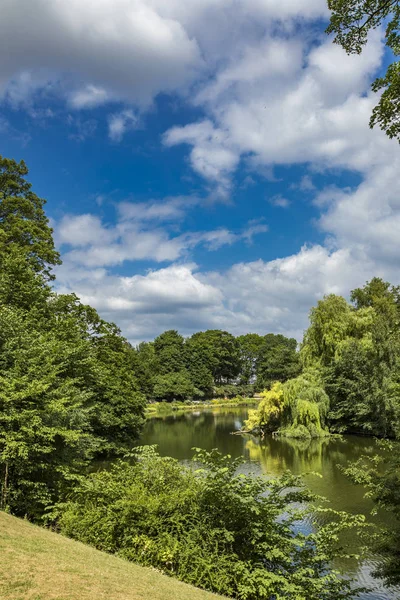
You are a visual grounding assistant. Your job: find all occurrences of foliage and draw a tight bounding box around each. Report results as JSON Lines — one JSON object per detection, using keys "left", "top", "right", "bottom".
{"left": 327, "top": 0, "right": 400, "bottom": 141}
{"left": 153, "top": 371, "right": 197, "bottom": 401}
{"left": 154, "top": 330, "right": 185, "bottom": 375}
{"left": 245, "top": 374, "right": 330, "bottom": 439}
{"left": 188, "top": 330, "right": 241, "bottom": 385}
{"left": 131, "top": 341, "right": 159, "bottom": 399}
{"left": 256, "top": 333, "right": 300, "bottom": 389}
{"left": 343, "top": 440, "right": 400, "bottom": 587}
{"left": 237, "top": 333, "right": 264, "bottom": 384}
{"left": 59, "top": 447, "right": 364, "bottom": 600}
{"left": 0, "top": 156, "right": 146, "bottom": 519}
{"left": 301, "top": 279, "right": 400, "bottom": 437}
{"left": 0, "top": 156, "right": 61, "bottom": 280}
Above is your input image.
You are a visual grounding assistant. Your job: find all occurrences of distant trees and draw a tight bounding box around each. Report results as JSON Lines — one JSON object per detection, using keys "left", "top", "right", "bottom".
{"left": 256, "top": 334, "right": 300, "bottom": 388}
{"left": 132, "top": 329, "right": 300, "bottom": 402}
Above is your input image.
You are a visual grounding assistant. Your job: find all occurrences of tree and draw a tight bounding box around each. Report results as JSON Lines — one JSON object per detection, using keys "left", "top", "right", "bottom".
{"left": 184, "top": 335, "right": 214, "bottom": 396}
{"left": 351, "top": 276, "right": 400, "bottom": 309}
{"left": 0, "top": 155, "right": 146, "bottom": 518}
{"left": 154, "top": 330, "right": 185, "bottom": 374}
{"left": 0, "top": 156, "right": 61, "bottom": 279}
{"left": 48, "top": 294, "right": 146, "bottom": 454}
{"left": 327, "top": 1, "right": 400, "bottom": 141}
{"left": 301, "top": 281, "right": 400, "bottom": 437}
{"left": 188, "top": 330, "right": 241, "bottom": 385}
{"left": 0, "top": 304, "right": 94, "bottom": 519}
{"left": 153, "top": 371, "right": 196, "bottom": 402}
{"left": 256, "top": 333, "right": 300, "bottom": 389}
{"left": 245, "top": 373, "right": 330, "bottom": 439}
{"left": 132, "top": 341, "right": 160, "bottom": 399}
{"left": 237, "top": 333, "right": 264, "bottom": 384}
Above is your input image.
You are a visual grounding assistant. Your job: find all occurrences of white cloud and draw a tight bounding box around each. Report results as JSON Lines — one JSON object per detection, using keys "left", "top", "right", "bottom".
{"left": 55, "top": 197, "right": 268, "bottom": 269}
{"left": 108, "top": 109, "right": 138, "bottom": 142}
{"left": 118, "top": 196, "right": 196, "bottom": 223}
{"left": 55, "top": 242, "right": 377, "bottom": 343}
{"left": 164, "top": 30, "right": 387, "bottom": 193}
{"left": 4, "top": 0, "right": 400, "bottom": 344}
{"left": 163, "top": 120, "right": 240, "bottom": 197}
{"left": 0, "top": 0, "right": 202, "bottom": 108}
{"left": 69, "top": 85, "right": 109, "bottom": 109}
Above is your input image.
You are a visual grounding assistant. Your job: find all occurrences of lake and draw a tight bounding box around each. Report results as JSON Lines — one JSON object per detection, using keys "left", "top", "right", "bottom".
{"left": 139, "top": 406, "right": 399, "bottom": 600}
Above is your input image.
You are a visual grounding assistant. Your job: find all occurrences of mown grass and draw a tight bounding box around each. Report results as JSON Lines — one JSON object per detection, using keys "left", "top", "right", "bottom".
{"left": 0, "top": 511, "right": 225, "bottom": 600}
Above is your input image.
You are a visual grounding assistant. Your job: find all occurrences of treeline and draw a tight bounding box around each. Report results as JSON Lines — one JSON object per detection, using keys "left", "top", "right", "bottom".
{"left": 0, "top": 157, "right": 147, "bottom": 519}
{"left": 132, "top": 329, "right": 300, "bottom": 401}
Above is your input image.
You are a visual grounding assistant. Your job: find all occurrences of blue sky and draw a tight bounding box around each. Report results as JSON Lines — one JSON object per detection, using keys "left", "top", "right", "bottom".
{"left": 1, "top": 1, "right": 399, "bottom": 343}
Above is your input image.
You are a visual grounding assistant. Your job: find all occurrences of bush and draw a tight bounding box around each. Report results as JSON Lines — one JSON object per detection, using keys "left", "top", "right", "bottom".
{"left": 59, "top": 447, "right": 363, "bottom": 600}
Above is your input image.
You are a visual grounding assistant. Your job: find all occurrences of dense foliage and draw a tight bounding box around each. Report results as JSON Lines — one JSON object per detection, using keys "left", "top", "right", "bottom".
{"left": 344, "top": 441, "right": 400, "bottom": 587}
{"left": 327, "top": 0, "right": 400, "bottom": 141}
{"left": 0, "top": 156, "right": 146, "bottom": 519}
{"left": 245, "top": 374, "right": 329, "bottom": 439}
{"left": 247, "top": 277, "right": 400, "bottom": 587}
{"left": 133, "top": 329, "right": 299, "bottom": 402}
{"left": 59, "top": 447, "right": 364, "bottom": 600}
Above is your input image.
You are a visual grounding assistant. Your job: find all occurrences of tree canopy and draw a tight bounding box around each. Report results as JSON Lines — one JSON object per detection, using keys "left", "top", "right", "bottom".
{"left": 327, "top": 0, "right": 400, "bottom": 141}
{"left": 0, "top": 157, "right": 146, "bottom": 519}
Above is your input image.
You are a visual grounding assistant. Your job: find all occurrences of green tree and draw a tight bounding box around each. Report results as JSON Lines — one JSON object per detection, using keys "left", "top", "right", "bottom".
{"left": 153, "top": 371, "right": 196, "bottom": 402}
{"left": 184, "top": 335, "right": 214, "bottom": 396}
{"left": 189, "top": 330, "right": 241, "bottom": 385}
{"left": 327, "top": 0, "right": 400, "bottom": 141}
{"left": 256, "top": 333, "right": 300, "bottom": 389}
{"left": 245, "top": 373, "right": 330, "bottom": 439}
{"left": 154, "top": 330, "right": 185, "bottom": 374}
{"left": 0, "top": 304, "right": 94, "bottom": 519}
{"left": 0, "top": 156, "right": 146, "bottom": 518}
{"left": 132, "top": 341, "right": 160, "bottom": 399}
{"left": 0, "top": 156, "right": 61, "bottom": 280}
{"left": 237, "top": 333, "right": 264, "bottom": 384}
{"left": 48, "top": 294, "right": 146, "bottom": 454}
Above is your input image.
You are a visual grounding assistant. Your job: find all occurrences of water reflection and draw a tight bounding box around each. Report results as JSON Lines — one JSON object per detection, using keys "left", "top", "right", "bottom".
{"left": 139, "top": 408, "right": 399, "bottom": 600}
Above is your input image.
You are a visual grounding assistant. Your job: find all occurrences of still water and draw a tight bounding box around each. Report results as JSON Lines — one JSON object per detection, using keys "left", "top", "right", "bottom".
{"left": 140, "top": 407, "right": 399, "bottom": 600}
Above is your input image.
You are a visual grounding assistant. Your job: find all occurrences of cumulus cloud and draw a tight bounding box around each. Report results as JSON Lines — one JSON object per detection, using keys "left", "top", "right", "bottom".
{"left": 0, "top": 0, "right": 202, "bottom": 108}
{"left": 55, "top": 197, "right": 268, "bottom": 269}
{"left": 55, "top": 242, "right": 379, "bottom": 344}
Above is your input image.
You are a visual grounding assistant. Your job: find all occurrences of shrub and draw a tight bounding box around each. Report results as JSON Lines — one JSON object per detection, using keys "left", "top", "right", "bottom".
{"left": 59, "top": 447, "right": 364, "bottom": 600}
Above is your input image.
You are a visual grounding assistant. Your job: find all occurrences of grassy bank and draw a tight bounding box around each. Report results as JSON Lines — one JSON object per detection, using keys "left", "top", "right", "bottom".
{"left": 146, "top": 397, "right": 259, "bottom": 416}
{"left": 0, "top": 511, "right": 224, "bottom": 600}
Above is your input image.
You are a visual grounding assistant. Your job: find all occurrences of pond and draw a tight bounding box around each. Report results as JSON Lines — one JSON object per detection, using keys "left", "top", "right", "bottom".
{"left": 139, "top": 407, "right": 399, "bottom": 600}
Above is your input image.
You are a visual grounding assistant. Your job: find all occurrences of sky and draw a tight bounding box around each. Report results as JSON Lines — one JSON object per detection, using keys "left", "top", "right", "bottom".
{"left": 1, "top": 0, "right": 399, "bottom": 344}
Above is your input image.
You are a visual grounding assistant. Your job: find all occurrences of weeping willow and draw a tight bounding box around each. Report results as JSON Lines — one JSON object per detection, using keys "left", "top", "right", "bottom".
{"left": 244, "top": 372, "right": 330, "bottom": 439}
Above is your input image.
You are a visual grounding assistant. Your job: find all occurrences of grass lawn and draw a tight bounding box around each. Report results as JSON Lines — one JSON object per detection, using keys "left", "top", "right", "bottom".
{"left": 0, "top": 511, "right": 225, "bottom": 600}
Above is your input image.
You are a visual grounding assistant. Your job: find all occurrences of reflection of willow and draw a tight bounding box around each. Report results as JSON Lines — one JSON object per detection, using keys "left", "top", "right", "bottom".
{"left": 245, "top": 435, "right": 332, "bottom": 477}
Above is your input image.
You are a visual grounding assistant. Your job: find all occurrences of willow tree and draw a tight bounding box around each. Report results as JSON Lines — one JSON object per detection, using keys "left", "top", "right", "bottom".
{"left": 245, "top": 373, "right": 330, "bottom": 439}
